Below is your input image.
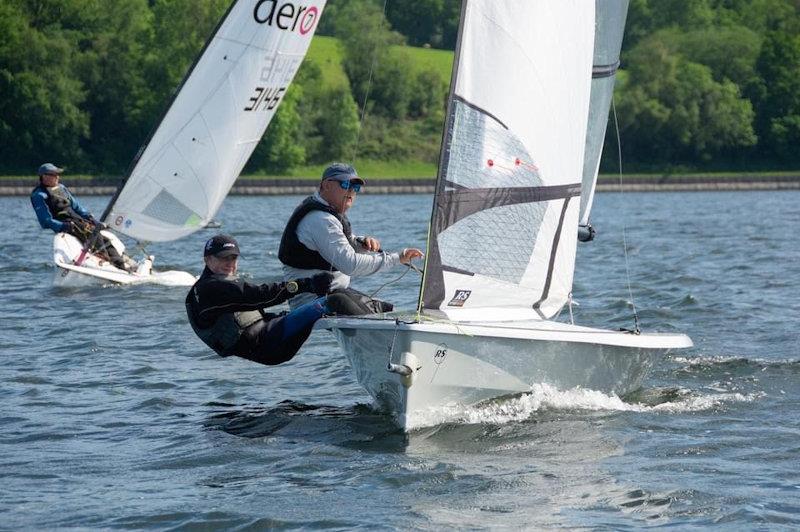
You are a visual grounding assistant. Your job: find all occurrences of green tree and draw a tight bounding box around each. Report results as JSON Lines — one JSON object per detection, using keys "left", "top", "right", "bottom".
{"left": 386, "top": 0, "right": 444, "bottom": 47}
{"left": 145, "top": 0, "right": 230, "bottom": 121}
{"left": 73, "top": 0, "right": 155, "bottom": 172}
{"left": 0, "top": 0, "right": 89, "bottom": 172}
{"left": 668, "top": 26, "right": 761, "bottom": 90}
{"left": 314, "top": 85, "right": 360, "bottom": 162}
{"left": 333, "top": 0, "right": 407, "bottom": 114}
{"left": 751, "top": 30, "right": 800, "bottom": 162}
{"left": 245, "top": 86, "right": 306, "bottom": 173}
{"left": 616, "top": 37, "right": 756, "bottom": 165}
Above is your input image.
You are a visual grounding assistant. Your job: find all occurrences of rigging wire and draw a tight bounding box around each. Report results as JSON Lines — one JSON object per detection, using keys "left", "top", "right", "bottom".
{"left": 611, "top": 98, "right": 641, "bottom": 334}
{"left": 368, "top": 262, "right": 418, "bottom": 299}
{"left": 350, "top": 0, "right": 391, "bottom": 164}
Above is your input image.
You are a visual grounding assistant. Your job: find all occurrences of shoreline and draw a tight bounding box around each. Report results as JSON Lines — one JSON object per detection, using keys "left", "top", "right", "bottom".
{"left": 3, "top": 175, "right": 800, "bottom": 196}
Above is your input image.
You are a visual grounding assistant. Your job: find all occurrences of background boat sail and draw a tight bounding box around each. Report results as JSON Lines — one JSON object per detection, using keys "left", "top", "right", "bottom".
{"left": 319, "top": 0, "right": 692, "bottom": 430}
{"left": 54, "top": 0, "right": 327, "bottom": 285}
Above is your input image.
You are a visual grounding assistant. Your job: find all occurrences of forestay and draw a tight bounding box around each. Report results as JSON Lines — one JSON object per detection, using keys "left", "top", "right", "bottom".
{"left": 420, "top": 0, "right": 595, "bottom": 319}
{"left": 579, "top": 0, "right": 629, "bottom": 225}
{"left": 103, "top": 0, "right": 326, "bottom": 242}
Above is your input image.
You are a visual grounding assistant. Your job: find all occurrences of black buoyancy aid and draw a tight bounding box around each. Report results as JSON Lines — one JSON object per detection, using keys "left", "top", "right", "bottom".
{"left": 278, "top": 196, "right": 355, "bottom": 271}
{"left": 39, "top": 184, "right": 83, "bottom": 222}
{"left": 185, "top": 286, "right": 264, "bottom": 357}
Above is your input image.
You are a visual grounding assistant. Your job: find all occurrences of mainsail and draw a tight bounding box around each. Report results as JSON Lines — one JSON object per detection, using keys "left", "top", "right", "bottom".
{"left": 580, "top": 0, "right": 629, "bottom": 225}
{"left": 420, "top": 0, "right": 595, "bottom": 318}
{"left": 102, "top": 0, "right": 326, "bottom": 242}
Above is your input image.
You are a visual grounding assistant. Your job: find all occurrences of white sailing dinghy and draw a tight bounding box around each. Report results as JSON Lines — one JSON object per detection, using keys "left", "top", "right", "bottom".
{"left": 54, "top": 0, "right": 327, "bottom": 286}
{"left": 319, "top": 0, "right": 692, "bottom": 430}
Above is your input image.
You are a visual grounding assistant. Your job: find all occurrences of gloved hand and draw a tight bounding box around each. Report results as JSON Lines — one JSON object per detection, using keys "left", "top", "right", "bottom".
{"left": 62, "top": 220, "right": 74, "bottom": 234}
{"left": 300, "top": 272, "right": 334, "bottom": 296}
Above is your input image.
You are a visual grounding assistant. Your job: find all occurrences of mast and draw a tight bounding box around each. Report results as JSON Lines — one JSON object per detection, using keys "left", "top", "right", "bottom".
{"left": 416, "top": 0, "right": 469, "bottom": 313}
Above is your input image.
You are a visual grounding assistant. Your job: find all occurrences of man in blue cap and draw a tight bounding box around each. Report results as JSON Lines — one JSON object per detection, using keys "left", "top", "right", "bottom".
{"left": 30, "top": 162, "right": 132, "bottom": 271}
{"left": 278, "top": 162, "right": 424, "bottom": 312}
{"left": 186, "top": 234, "right": 341, "bottom": 366}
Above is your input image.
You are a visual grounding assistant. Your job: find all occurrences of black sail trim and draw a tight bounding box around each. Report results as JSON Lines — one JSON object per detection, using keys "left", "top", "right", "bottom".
{"left": 442, "top": 265, "right": 476, "bottom": 276}
{"left": 592, "top": 61, "right": 620, "bottom": 79}
{"left": 439, "top": 183, "right": 581, "bottom": 232}
{"left": 533, "top": 196, "right": 573, "bottom": 318}
{"left": 452, "top": 95, "right": 509, "bottom": 130}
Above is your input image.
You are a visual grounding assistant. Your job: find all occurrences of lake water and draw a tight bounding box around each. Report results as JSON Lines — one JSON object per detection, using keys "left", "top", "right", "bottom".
{"left": 3, "top": 191, "right": 799, "bottom": 529}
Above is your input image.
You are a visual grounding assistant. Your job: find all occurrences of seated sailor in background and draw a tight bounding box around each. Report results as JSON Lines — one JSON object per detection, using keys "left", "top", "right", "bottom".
{"left": 186, "top": 234, "right": 338, "bottom": 366}
{"left": 278, "top": 162, "right": 424, "bottom": 313}
{"left": 30, "top": 162, "right": 133, "bottom": 271}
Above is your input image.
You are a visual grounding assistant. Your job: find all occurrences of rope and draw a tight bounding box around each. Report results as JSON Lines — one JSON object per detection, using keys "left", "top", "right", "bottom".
{"left": 350, "top": 0, "right": 391, "bottom": 164}
{"left": 386, "top": 317, "right": 400, "bottom": 368}
{"left": 611, "top": 98, "right": 641, "bottom": 334}
{"left": 367, "top": 261, "right": 415, "bottom": 299}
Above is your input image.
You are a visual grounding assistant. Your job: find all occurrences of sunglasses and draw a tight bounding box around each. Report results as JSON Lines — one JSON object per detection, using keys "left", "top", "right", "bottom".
{"left": 335, "top": 180, "right": 362, "bottom": 193}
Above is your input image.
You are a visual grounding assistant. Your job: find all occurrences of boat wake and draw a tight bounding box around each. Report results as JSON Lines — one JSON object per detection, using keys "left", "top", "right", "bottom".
{"left": 671, "top": 354, "right": 800, "bottom": 372}
{"left": 407, "top": 382, "right": 764, "bottom": 430}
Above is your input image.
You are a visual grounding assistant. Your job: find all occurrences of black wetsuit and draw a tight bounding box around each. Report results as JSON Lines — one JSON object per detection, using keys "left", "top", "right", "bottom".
{"left": 185, "top": 267, "right": 328, "bottom": 366}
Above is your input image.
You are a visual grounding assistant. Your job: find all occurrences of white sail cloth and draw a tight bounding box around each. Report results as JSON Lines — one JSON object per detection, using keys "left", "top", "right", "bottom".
{"left": 421, "top": 0, "right": 595, "bottom": 318}
{"left": 106, "top": 0, "right": 326, "bottom": 242}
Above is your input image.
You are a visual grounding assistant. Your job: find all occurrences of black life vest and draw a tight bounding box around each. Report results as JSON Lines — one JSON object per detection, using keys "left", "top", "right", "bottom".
{"left": 35, "top": 184, "right": 83, "bottom": 222}
{"left": 185, "top": 280, "right": 264, "bottom": 357}
{"left": 278, "top": 196, "right": 355, "bottom": 271}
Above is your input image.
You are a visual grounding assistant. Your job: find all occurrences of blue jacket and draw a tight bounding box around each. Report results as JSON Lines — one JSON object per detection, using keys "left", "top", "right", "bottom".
{"left": 30, "top": 183, "right": 92, "bottom": 233}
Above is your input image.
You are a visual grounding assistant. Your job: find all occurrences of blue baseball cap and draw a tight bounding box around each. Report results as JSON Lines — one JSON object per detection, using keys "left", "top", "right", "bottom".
{"left": 204, "top": 234, "right": 240, "bottom": 257}
{"left": 38, "top": 163, "right": 63, "bottom": 176}
{"left": 321, "top": 163, "right": 364, "bottom": 184}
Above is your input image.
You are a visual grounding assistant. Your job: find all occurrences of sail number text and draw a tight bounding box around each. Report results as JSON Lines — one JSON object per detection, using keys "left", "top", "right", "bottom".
{"left": 244, "top": 86, "right": 285, "bottom": 112}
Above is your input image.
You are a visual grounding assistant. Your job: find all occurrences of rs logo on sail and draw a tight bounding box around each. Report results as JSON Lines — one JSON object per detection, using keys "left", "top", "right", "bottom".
{"left": 447, "top": 290, "right": 472, "bottom": 307}
{"left": 253, "top": 0, "right": 321, "bottom": 36}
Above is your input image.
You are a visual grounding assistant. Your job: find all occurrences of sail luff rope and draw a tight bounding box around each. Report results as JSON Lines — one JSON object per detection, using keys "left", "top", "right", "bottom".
{"left": 350, "top": 0, "right": 390, "bottom": 163}
{"left": 611, "top": 98, "right": 641, "bottom": 333}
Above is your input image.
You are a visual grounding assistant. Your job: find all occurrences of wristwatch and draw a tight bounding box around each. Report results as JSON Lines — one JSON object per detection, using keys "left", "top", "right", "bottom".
{"left": 286, "top": 280, "right": 299, "bottom": 294}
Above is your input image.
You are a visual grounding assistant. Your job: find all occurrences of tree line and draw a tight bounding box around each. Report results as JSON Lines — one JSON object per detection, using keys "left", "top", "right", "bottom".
{"left": 1, "top": 0, "right": 798, "bottom": 176}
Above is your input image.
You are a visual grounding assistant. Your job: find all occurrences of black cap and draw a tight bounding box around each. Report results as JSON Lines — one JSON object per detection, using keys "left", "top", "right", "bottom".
{"left": 204, "top": 234, "right": 240, "bottom": 257}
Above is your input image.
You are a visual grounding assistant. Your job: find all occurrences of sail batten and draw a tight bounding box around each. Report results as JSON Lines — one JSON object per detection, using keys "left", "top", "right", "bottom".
{"left": 421, "top": 0, "right": 595, "bottom": 317}
{"left": 104, "top": 0, "right": 325, "bottom": 242}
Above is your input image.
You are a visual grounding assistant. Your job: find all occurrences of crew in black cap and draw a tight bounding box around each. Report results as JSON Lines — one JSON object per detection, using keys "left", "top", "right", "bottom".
{"left": 30, "top": 162, "right": 133, "bottom": 271}
{"left": 278, "top": 162, "right": 424, "bottom": 313}
{"left": 186, "top": 234, "right": 338, "bottom": 366}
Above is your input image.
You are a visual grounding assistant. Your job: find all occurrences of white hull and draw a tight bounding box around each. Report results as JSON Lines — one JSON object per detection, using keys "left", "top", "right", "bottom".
{"left": 53, "top": 233, "right": 196, "bottom": 287}
{"left": 318, "top": 312, "right": 692, "bottom": 431}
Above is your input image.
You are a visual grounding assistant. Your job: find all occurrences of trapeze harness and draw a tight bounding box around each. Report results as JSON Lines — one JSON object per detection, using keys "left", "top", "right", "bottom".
{"left": 278, "top": 196, "right": 356, "bottom": 270}
{"left": 37, "top": 185, "right": 86, "bottom": 227}
{"left": 277, "top": 196, "right": 393, "bottom": 315}
{"left": 185, "top": 276, "right": 266, "bottom": 358}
